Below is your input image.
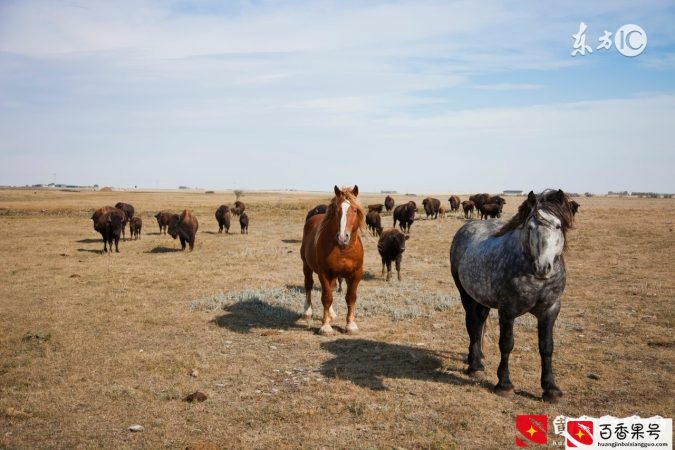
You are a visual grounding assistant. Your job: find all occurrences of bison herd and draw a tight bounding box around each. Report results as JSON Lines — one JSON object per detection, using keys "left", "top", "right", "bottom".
{"left": 90, "top": 200, "right": 251, "bottom": 253}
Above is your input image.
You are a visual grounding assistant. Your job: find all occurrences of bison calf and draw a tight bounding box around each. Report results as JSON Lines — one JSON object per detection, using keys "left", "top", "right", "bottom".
{"left": 130, "top": 217, "right": 142, "bottom": 240}
{"left": 155, "top": 211, "right": 173, "bottom": 235}
{"left": 461, "top": 200, "right": 475, "bottom": 219}
{"left": 365, "top": 211, "right": 383, "bottom": 236}
{"left": 239, "top": 212, "right": 249, "bottom": 234}
{"left": 168, "top": 210, "right": 199, "bottom": 251}
{"left": 377, "top": 229, "right": 409, "bottom": 281}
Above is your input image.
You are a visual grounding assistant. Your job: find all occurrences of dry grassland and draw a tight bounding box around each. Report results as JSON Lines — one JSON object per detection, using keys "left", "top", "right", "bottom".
{"left": 0, "top": 189, "right": 673, "bottom": 449}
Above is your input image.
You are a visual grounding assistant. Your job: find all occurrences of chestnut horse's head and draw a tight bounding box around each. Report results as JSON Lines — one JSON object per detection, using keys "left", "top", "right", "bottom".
{"left": 323, "top": 185, "right": 364, "bottom": 247}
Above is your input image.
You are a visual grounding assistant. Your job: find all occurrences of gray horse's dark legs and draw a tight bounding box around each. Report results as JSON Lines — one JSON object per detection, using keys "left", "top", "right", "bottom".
{"left": 538, "top": 312, "right": 563, "bottom": 402}
{"left": 454, "top": 273, "right": 489, "bottom": 374}
{"left": 495, "top": 313, "right": 515, "bottom": 395}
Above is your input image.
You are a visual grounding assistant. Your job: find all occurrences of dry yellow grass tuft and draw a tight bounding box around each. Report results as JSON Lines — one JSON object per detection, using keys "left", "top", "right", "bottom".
{"left": 0, "top": 189, "right": 673, "bottom": 448}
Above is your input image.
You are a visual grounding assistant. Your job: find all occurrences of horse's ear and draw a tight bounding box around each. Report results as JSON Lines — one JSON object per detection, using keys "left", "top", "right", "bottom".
{"left": 551, "top": 189, "right": 566, "bottom": 203}
{"left": 527, "top": 191, "right": 537, "bottom": 206}
{"left": 352, "top": 185, "right": 359, "bottom": 197}
{"left": 334, "top": 185, "right": 341, "bottom": 197}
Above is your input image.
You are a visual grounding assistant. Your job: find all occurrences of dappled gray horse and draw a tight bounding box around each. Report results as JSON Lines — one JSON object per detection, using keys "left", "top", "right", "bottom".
{"left": 449, "top": 189, "right": 576, "bottom": 403}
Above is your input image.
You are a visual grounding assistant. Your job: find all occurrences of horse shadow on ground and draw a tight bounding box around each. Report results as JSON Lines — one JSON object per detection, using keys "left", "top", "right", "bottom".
{"left": 281, "top": 239, "right": 302, "bottom": 244}
{"left": 76, "top": 238, "right": 101, "bottom": 243}
{"left": 320, "top": 338, "right": 540, "bottom": 400}
{"left": 212, "top": 299, "right": 307, "bottom": 334}
{"left": 77, "top": 248, "right": 103, "bottom": 254}
{"left": 146, "top": 246, "right": 182, "bottom": 253}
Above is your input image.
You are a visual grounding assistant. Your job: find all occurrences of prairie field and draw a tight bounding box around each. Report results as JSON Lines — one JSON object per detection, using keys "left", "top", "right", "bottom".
{"left": 0, "top": 189, "right": 673, "bottom": 449}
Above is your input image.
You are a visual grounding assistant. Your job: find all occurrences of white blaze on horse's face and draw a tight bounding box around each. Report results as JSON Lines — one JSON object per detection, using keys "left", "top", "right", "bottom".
{"left": 337, "top": 200, "right": 351, "bottom": 247}
{"left": 528, "top": 209, "right": 564, "bottom": 279}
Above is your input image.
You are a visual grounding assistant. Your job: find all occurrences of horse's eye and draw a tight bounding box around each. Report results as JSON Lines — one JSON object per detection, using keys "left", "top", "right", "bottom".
{"left": 555, "top": 224, "right": 561, "bottom": 230}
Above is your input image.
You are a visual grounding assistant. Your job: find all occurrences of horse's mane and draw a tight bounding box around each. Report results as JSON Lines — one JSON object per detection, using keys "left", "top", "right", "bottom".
{"left": 495, "top": 189, "right": 576, "bottom": 251}
{"left": 318, "top": 187, "right": 365, "bottom": 236}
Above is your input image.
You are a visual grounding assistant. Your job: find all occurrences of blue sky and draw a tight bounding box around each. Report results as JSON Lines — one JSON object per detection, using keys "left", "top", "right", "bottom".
{"left": 1, "top": 0, "right": 674, "bottom": 193}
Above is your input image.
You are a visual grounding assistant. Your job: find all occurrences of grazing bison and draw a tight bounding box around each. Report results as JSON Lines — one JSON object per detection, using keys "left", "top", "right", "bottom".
{"left": 384, "top": 196, "right": 395, "bottom": 212}
{"left": 154, "top": 211, "right": 173, "bottom": 235}
{"left": 448, "top": 195, "right": 461, "bottom": 212}
{"left": 479, "top": 203, "right": 502, "bottom": 220}
{"left": 215, "top": 205, "right": 232, "bottom": 234}
{"left": 168, "top": 210, "right": 199, "bottom": 251}
{"left": 393, "top": 201, "right": 416, "bottom": 233}
{"left": 462, "top": 200, "right": 475, "bottom": 219}
{"left": 377, "top": 229, "right": 409, "bottom": 281}
{"left": 114, "top": 202, "right": 134, "bottom": 240}
{"left": 487, "top": 195, "right": 506, "bottom": 207}
{"left": 92, "top": 206, "right": 126, "bottom": 253}
{"left": 368, "top": 204, "right": 384, "bottom": 213}
{"left": 239, "top": 212, "right": 249, "bottom": 234}
{"left": 422, "top": 197, "right": 441, "bottom": 219}
{"left": 130, "top": 217, "right": 142, "bottom": 240}
{"left": 365, "top": 211, "right": 383, "bottom": 236}
{"left": 305, "top": 204, "right": 328, "bottom": 222}
{"left": 232, "top": 201, "right": 245, "bottom": 216}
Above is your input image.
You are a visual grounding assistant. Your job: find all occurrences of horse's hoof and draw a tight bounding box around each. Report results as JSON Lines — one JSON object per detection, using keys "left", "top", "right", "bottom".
{"left": 543, "top": 388, "right": 563, "bottom": 403}
{"left": 319, "top": 324, "right": 334, "bottom": 336}
{"left": 494, "top": 384, "right": 515, "bottom": 397}
{"left": 465, "top": 368, "right": 484, "bottom": 378}
{"left": 346, "top": 322, "right": 359, "bottom": 334}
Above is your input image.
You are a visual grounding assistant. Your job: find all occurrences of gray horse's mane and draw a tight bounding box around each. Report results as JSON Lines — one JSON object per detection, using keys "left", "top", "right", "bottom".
{"left": 494, "top": 189, "right": 576, "bottom": 251}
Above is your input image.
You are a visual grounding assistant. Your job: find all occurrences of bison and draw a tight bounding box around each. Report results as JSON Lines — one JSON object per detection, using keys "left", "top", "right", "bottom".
{"left": 365, "top": 211, "right": 383, "bottom": 236}
{"left": 422, "top": 197, "right": 441, "bottom": 219}
{"left": 305, "top": 204, "right": 328, "bottom": 222}
{"left": 384, "top": 195, "right": 395, "bottom": 212}
{"left": 232, "top": 200, "right": 245, "bottom": 216}
{"left": 114, "top": 202, "right": 134, "bottom": 240}
{"left": 239, "top": 212, "right": 249, "bottom": 234}
{"left": 393, "top": 201, "right": 416, "bottom": 233}
{"left": 154, "top": 211, "right": 173, "bottom": 235}
{"left": 470, "top": 194, "right": 490, "bottom": 214}
{"left": 377, "top": 229, "right": 409, "bottom": 281}
{"left": 461, "top": 200, "right": 475, "bottom": 219}
{"left": 168, "top": 210, "right": 199, "bottom": 251}
{"left": 130, "top": 217, "right": 142, "bottom": 240}
{"left": 439, "top": 207, "right": 446, "bottom": 218}
{"left": 479, "top": 203, "right": 502, "bottom": 220}
{"left": 448, "top": 195, "right": 461, "bottom": 212}
{"left": 215, "top": 205, "right": 232, "bottom": 234}
{"left": 368, "top": 204, "right": 384, "bottom": 213}
{"left": 570, "top": 200, "right": 580, "bottom": 215}
{"left": 92, "top": 206, "right": 126, "bottom": 253}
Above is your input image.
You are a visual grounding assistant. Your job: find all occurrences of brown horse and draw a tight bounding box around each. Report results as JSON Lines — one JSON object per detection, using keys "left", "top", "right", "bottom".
{"left": 301, "top": 185, "right": 365, "bottom": 335}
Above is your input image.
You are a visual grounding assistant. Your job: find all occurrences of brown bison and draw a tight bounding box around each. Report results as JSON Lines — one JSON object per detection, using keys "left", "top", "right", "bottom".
{"left": 232, "top": 200, "right": 245, "bottom": 216}
{"left": 439, "top": 207, "right": 446, "bottom": 218}
{"left": 462, "top": 200, "right": 475, "bottom": 219}
{"left": 168, "top": 210, "right": 199, "bottom": 251}
{"left": 393, "top": 201, "right": 416, "bottom": 233}
{"left": 570, "top": 200, "right": 580, "bottom": 215}
{"left": 365, "top": 211, "right": 383, "bottom": 236}
{"left": 470, "top": 193, "right": 490, "bottom": 213}
{"left": 422, "top": 197, "right": 441, "bottom": 219}
{"left": 368, "top": 204, "right": 384, "bottom": 213}
{"left": 479, "top": 203, "right": 502, "bottom": 220}
{"left": 92, "top": 206, "right": 127, "bottom": 253}
{"left": 239, "top": 212, "right": 249, "bottom": 234}
{"left": 384, "top": 195, "right": 395, "bottom": 212}
{"left": 448, "top": 195, "right": 461, "bottom": 212}
{"left": 377, "top": 229, "right": 409, "bottom": 281}
{"left": 154, "top": 211, "right": 173, "bottom": 235}
{"left": 114, "top": 202, "right": 134, "bottom": 240}
{"left": 215, "top": 205, "right": 232, "bottom": 233}
{"left": 130, "top": 217, "right": 142, "bottom": 240}
{"left": 305, "top": 204, "right": 328, "bottom": 222}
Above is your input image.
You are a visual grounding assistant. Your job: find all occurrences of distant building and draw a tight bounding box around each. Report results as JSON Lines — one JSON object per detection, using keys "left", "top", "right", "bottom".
{"left": 503, "top": 190, "right": 523, "bottom": 196}
{"left": 380, "top": 190, "right": 397, "bottom": 194}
